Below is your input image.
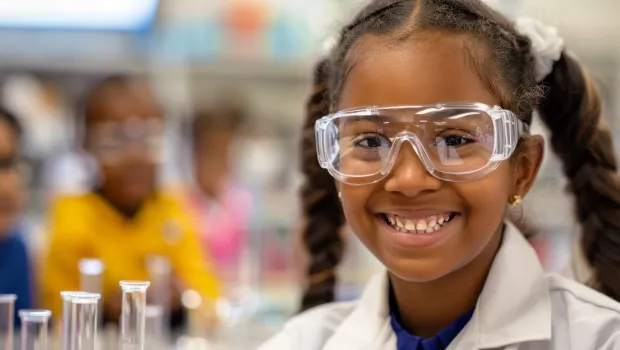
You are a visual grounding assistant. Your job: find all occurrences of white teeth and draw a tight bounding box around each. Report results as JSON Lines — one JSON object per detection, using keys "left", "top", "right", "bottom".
{"left": 428, "top": 216, "right": 437, "bottom": 227}
{"left": 385, "top": 213, "right": 454, "bottom": 234}
{"left": 404, "top": 220, "right": 416, "bottom": 231}
{"left": 416, "top": 220, "right": 427, "bottom": 231}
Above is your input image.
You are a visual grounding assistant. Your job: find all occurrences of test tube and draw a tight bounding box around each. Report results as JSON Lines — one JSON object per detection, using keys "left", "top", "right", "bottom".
{"left": 145, "top": 256, "right": 171, "bottom": 335}
{"left": 19, "top": 310, "right": 51, "bottom": 350}
{"left": 78, "top": 259, "right": 104, "bottom": 294}
{"left": 61, "top": 292, "right": 100, "bottom": 350}
{"left": 144, "top": 305, "right": 164, "bottom": 349}
{"left": 119, "top": 281, "right": 150, "bottom": 349}
{"left": 0, "top": 294, "right": 17, "bottom": 350}
{"left": 78, "top": 259, "right": 104, "bottom": 327}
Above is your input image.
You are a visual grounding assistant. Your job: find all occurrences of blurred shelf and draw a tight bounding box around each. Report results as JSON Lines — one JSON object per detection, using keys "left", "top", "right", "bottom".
{"left": 0, "top": 58, "right": 149, "bottom": 75}
{"left": 0, "top": 58, "right": 315, "bottom": 85}
{"left": 188, "top": 60, "right": 313, "bottom": 83}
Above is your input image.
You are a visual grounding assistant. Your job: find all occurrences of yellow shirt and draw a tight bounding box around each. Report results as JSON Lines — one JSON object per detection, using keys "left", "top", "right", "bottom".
{"left": 41, "top": 192, "right": 220, "bottom": 318}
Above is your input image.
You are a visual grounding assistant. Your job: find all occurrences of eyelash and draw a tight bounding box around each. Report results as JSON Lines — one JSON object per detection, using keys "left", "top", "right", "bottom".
{"left": 353, "top": 133, "right": 391, "bottom": 148}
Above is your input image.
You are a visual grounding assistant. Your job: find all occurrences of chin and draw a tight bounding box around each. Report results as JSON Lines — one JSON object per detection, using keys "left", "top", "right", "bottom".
{"left": 382, "top": 256, "right": 457, "bottom": 283}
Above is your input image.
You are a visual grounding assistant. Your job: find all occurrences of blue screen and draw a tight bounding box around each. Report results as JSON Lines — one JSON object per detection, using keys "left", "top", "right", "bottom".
{"left": 0, "top": 0, "right": 159, "bottom": 31}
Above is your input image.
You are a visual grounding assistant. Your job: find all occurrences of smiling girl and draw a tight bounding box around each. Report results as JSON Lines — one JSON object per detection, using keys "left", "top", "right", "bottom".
{"left": 261, "top": 0, "right": 620, "bottom": 349}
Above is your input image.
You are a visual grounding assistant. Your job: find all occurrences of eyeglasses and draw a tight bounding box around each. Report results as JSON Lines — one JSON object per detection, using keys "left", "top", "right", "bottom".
{"left": 315, "top": 102, "right": 529, "bottom": 185}
{"left": 90, "top": 118, "right": 164, "bottom": 164}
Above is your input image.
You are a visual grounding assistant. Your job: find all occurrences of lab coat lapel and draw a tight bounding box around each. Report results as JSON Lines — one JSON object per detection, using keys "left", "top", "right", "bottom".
{"left": 324, "top": 222, "right": 552, "bottom": 350}
{"left": 449, "top": 222, "right": 552, "bottom": 349}
{"left": 323, "top": 273, "right": 391, "bottom": 350}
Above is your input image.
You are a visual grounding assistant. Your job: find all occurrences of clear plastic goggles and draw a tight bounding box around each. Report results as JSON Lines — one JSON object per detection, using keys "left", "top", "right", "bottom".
{"left": 315, "top": 103, "right": 529, "bottom": 185}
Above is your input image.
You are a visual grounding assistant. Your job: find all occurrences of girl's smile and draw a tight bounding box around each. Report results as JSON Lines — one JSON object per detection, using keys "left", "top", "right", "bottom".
{"left": 376, "top": 211, "right": 461, "bottom": 248}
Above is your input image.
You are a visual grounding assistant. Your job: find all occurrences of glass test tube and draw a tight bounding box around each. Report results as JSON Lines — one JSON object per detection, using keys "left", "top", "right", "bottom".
{"left": 61, "top": 292, "right": 100, "bottom": 350}
{"left": 78, "top": 259, "right": 104, "bottom": 327}
{"left": 119, "top": 281, "right": 150, "bottom": 349}
{"left": 145, "top": 256, "right": 171, "bottom": 335}
{"left": 78, "top": 259, "right": 104, "bottom": 294}
{"left": 19, "top": 310, "right": 51, "bottom": 350}
{"left": 144, "top": 305, "right": 164, "bottom": 349}
{"left": 0, "top": 294, "right": 17, "bottom": 350}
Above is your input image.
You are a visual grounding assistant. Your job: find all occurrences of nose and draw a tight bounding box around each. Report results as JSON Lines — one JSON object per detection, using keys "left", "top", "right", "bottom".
{"left": 383, "top": 141, "right": 442, "bottom": 197}
{"left": 123, "top": 141, "right": 151, "bottom": 161}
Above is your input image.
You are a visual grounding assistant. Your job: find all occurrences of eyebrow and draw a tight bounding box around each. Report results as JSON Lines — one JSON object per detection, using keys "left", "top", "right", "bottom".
{"left": 338, "top": 113, "right": 387, "bottom": 128}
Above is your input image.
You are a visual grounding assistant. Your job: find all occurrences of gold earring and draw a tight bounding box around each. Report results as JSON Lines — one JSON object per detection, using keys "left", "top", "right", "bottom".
{"left": 510, "top": 195, "right": 522, "bottom": 207}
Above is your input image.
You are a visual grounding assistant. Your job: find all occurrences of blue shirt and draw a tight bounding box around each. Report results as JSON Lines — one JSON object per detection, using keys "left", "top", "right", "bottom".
{"left": 390, "top": 290, "right": 473, "bottom": 350}
{"left": 0, "top": 229, "right": 33, "bottom": 326}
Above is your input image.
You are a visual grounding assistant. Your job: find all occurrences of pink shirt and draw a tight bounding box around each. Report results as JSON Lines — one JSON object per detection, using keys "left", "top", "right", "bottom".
{"left": 186, "top": 183, "right": 253, "bottom": 276}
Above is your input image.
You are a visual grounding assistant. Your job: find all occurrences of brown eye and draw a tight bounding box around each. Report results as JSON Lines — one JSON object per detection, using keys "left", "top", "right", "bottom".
{"left": 354, "top": 133, "right": 391, "bottom": 149}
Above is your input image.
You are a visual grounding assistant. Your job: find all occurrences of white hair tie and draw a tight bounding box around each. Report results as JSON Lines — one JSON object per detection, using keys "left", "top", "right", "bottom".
{"left": 514, "top": 17, "right": 564, "bottom": 82}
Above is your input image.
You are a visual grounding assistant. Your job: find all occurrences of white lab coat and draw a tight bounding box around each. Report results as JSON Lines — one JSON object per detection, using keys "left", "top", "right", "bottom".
{"left": 260, "top": 223, "right": 620, "bottom": 350}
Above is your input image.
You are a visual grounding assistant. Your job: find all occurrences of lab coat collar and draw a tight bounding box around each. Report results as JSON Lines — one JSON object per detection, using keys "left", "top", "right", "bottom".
{"left": 323, "top": 222, "right": 552, "bottom": 350}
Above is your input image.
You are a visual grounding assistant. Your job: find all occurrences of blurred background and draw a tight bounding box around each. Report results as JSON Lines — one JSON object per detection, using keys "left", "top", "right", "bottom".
{"left": 0, "top": 0, "right": 618, "bottom": 348}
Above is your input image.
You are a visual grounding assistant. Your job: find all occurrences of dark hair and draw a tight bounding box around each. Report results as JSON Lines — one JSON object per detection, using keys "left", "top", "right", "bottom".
{"left": 300, "top": 60, "right": 345, "bottom": 311}
{"left": 299, "top": 0, "right": 620, "bottom": 310}
{"left": 0, "top": 106, "right": 23, "bottom": 144}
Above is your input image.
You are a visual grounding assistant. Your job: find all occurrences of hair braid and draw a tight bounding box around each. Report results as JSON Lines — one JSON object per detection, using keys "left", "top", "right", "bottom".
{"left": 537, "top": 53, "right": 620, "bottom": 300}
{"left": 299, "top": 59, "right": 346, "bottom": 311}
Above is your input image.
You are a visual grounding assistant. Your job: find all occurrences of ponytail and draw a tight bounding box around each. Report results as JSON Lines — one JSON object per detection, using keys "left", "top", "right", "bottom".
{"left": 537, "top": 52, "right": 620, "bottom": 300}
{"left": 299, "top": 59, "right": 345, "bottom": 312}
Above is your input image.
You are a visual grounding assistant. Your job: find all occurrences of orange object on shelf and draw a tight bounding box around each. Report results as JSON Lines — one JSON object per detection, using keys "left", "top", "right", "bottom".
{"left": 225, "top": 0, "right": 269, "bottom": 35}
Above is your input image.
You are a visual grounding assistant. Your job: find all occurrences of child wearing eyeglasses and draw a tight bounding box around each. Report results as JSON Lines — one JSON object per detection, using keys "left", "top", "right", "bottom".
{"left": 261, "top": 1, "right": 620, "bottom": 349}
{"left": 41, "top": 75, "right": 220, "bottom": 329}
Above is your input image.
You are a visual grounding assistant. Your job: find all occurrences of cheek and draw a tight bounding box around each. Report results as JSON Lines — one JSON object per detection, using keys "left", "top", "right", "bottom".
{"left": 339, "top": 185, "right": 379, "bottom": 248}
{"left": 455, "top": 162, "right": 513, "bottom": 244}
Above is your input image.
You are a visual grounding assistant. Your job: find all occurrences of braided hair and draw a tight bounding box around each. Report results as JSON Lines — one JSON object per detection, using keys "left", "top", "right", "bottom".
{"left": 300, "top": 60, "right": 345, "bottom": 311}
{"left": 299, "top": 0, "right": 620, "bottom": 309}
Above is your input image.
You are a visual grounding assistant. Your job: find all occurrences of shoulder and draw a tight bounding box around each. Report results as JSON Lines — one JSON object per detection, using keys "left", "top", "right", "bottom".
{"left": 50, "top": 193, "right": 94, "bottom": 213}
{"left": 48, "top": 194, "right": 97, "bottom": 228}
{"left": 0, "top": 233, "right": 28, "bottom": 255}
{"left": 152, "top": 191, "right": 200, "bottom": 236}
{"left": 154, "top": 190, "right": 191, "bottom": 212}
{"left": 47, "top": 194, "right": 102, "bottom": 241}
{"left": 546, "top": 274, "right": 620, "bottom": 346}
{"left": 548, "top": 273, "right": 620, "bottom": 313}
{"left": 259, "top": 301, "right": 357, "bottom": 350}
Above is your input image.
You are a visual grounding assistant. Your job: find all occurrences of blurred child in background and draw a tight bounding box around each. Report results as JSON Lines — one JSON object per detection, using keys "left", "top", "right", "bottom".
{"left": 41, "top": 75, "right": 220, "bottom": 329}
{"left": 186, "top": 103, "right": 254, "bottom": 282}
{"left": 0, "top": 107, "right": 33, "bottom": 324}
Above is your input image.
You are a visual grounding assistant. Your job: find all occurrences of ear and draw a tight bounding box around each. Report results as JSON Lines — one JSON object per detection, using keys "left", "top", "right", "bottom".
{"left": 512, "top": 135, "right": 544, "bottom": 198}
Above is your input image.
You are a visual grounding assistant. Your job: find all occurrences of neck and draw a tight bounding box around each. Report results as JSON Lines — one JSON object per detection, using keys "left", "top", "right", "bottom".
{"left": 95, "top": 188, "right": 144, "bottom": 219}
{"left": 390, "top": 227, "right": 502, "bottom": 338}
{"left": 200, "top": 173, "right": 229, "bottom": 200}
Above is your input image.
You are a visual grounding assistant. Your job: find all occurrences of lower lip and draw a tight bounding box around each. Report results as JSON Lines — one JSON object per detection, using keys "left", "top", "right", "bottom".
{"left": 377, "top": 214, "right": 460, "bottom": 248}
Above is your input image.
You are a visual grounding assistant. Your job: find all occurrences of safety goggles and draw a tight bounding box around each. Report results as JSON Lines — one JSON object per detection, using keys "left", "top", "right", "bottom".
{"left": 315, "top": 103, "right": 529, "bottom": 185}
{"left": 89, "top": 118, "right": 164, "bottom": 165}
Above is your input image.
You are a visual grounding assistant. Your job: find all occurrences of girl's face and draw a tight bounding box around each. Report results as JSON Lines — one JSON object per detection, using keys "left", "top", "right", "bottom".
{"left": 337, "top": 37, "right": 543, "bottom": 283}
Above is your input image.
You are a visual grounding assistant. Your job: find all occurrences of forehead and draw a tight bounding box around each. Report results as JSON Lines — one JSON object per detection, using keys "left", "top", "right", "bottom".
{"left": 338, "top": 35, "right": 499, "bottom": 109}
{"left": 89, "top": 82, "right": 162, "bottom": 124}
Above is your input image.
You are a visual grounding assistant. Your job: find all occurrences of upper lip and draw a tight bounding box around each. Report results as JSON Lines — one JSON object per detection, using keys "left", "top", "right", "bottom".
{"left": 376, "top": 207, "right": 459, "bottom": 220}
